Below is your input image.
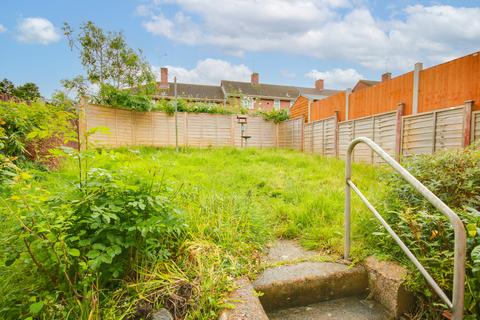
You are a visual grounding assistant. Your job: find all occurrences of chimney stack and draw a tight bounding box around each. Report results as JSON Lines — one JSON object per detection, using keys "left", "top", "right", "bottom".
{"left": 251, "top": 72, "right": 259, "bottom": 85}
{"left": 381, "top": 72, "right": 391, "bottom": 82}
{"left": 159, "top": 67, "right": 169, "bottom": 88}
{"left": 315, "top": 79, "right": 324, "bottom": 90}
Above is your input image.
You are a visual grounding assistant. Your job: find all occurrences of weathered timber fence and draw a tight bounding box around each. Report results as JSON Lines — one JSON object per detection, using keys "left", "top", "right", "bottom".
{"left": 303, "top": 114, "right": 337, "bottom": 156}
{"left": 277, "top": 117, "right": 304, "bottom": 150}
{"left": 82, "top": 104, "right": 280, "bottom": 149}
{"left": 402, "top": 106, "right": 466, "bottom": 156}
{"left": 82, "top": 101, "right": 479, "bottom": 163}
{"left": 473, "top": 111, "right": 480, "bottom": 143}
{"left": 338, "top": 110, "right": 398, "bottom": 163}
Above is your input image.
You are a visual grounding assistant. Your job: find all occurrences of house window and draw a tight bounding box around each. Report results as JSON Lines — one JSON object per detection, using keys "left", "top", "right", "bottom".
{"left": 274, "top": 99, "right": 280, "bottom": 110}
{"left": 242, "top": 97, "right": 254, "bottom": 110}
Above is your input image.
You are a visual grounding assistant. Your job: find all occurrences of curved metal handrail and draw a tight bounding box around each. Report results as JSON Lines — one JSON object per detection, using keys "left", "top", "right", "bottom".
{"left": 344, "top": 137, "right": 466, "bottom": 320}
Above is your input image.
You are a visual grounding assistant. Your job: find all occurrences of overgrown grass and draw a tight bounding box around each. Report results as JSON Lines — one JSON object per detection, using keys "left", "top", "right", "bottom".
{"left": 1, "top": 147, "right": 384, "bottom": 319}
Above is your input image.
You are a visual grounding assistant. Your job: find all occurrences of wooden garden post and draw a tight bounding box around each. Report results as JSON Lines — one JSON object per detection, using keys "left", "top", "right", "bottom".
{"left": 463, "top": 100, "right": 474, "bottom": 147}
{"left": 395, "top": 103, "right": 405, "bottom": 161}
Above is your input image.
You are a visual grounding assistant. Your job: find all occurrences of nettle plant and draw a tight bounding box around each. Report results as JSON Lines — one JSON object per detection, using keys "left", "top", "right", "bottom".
{"left": 2, "top": 130, "right": 186, "bottom": 318}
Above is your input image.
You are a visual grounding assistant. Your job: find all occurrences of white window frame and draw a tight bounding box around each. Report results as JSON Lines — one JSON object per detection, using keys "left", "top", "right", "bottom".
{"left": 274, "top": 99, "right": 281, "bottom": 110}
{"left": 242, "top": 97, "right": 255, "bottom": 110}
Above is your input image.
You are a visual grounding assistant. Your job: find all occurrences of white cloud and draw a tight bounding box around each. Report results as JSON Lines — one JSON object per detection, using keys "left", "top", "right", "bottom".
{"left": 140, "top": 1, "right": 480, "bottom": 72}
{"left": 306, "top": 68, "right": 363, "bottom": 89}
{"left": 154, "top": 58, "right": 252, "bottom": 84}
{"left": 0, "top": 24, "right": 6, "bottom": 33}
{"left": 17, "top": 17, "right": 60, "bottom": 45}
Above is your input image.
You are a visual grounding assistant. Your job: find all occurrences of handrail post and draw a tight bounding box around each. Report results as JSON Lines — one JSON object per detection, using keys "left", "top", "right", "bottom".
{"left": 344, "top": 145, "right": 352, "bottom": 260}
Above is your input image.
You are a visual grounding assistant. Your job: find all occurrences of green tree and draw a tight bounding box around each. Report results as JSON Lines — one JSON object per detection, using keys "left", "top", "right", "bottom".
{"left": 63, "top": 21, "right": 155, "bottom": 92}
{"left": 14, "top": 82, "right": 41, "bottom": 101}
{"left": 0, "top": 78, "right": 15, "bottom": 96}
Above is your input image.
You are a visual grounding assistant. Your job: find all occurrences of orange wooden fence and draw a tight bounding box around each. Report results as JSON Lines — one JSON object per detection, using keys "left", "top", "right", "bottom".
{"left": 292, "top": 51, "right": 480, "bottom": 123}
{"left": 311, "top": 92, "right": 346, "bottom": 121}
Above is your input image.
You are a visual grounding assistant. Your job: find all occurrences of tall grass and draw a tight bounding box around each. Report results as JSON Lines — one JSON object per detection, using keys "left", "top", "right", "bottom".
{"left": 1, "top": 147, "right": 384, "bottom": 319}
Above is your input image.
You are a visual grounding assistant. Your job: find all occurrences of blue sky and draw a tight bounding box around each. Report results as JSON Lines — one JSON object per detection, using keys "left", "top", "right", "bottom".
{"left": 1, "top": 0, "right": 479, "bottom": 97}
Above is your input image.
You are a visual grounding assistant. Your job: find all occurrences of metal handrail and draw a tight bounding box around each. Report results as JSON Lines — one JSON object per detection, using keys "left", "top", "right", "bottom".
{"left": 344, "top": 137, "right": 466, "bottom": 320}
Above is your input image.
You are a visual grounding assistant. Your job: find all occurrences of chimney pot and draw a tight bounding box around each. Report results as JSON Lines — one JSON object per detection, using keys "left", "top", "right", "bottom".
{"left": 251, "top": 72, "right": 259, "bottom": 85}
{"left": 315, "top": 79, "right": 324, "bottom": 90}
{"left": 381, "top": 72, "right": 392, "bottom": 82}
{"left": 160, "top": 67, "right": 169, "bottom": 88}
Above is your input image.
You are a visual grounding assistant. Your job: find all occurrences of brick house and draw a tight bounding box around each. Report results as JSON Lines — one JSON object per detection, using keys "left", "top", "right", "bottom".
{"left": 221, "top": 73, "right": 338, "bottom": 112}
{"left": 153, "top": 68, "right": 338, "bottom": 112}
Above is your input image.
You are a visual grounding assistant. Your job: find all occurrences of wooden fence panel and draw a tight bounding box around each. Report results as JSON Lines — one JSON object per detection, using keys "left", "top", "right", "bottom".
{"left": 402, "top": 106, "right": 466, "bottom": 156}
{"left": 474, "top": 111, "right": 480, "bottom": 143}
{"left": 243, "top": 116, "right": 277, "bottom": 148}
{"left": 311, "top": 120, "right": 324, "bottom": 155}
{"left": 303, "top": 117, "right": 336, "bottom": 156}
{"left": 337, "top": 111, "right": 397, "bottom": 163}
{"left": 373, "top": 112, "right": 397, "bottom": 164}
{"left": 434, "top": 108, "right": 464, "bottom": 151}
{"left": 84, "top": 105, "right": 277, "bottom": 149}
{"left": 278, "top": 118, "right": 303, "bottom": 150}
{"left": 338, "top": 121, "right": 354, "bottom": 160}
{"left": 303, "top": 123, "right": 313, "bottom": 153}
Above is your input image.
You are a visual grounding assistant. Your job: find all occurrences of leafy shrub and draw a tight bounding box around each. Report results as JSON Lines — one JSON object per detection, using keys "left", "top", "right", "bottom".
{"left": 366, "top": 145, "right": 480, "bottom": 318}
{"left": 0, "top": 100, "right": 74, "bottom": 172}
{"left": 154, "top": 98, "right": 232, "bottom": 115}
{"left": 97, "top": 84, "right": 154, "bottom": 111}
{"left": 1, "top": 166, "right": 186, "bottom": 318}
{"left": 257, "top": 109, "right": 289, "bottom": 123}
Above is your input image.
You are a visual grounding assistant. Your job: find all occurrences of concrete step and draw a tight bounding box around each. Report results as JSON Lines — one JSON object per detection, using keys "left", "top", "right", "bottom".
{"left": 253, "top": 261, "right": 368, "bottom": 311}
{"left": 267, "top": 296, "right": 391, "bottom": 320}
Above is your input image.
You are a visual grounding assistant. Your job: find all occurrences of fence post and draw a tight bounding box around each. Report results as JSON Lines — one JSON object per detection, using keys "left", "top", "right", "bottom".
{"left": 395, "top": 103, "right": 405, "bottom": 161}
{"left": 184, "top": 112, "right": 189, "bottom": 147}
{"left": 334, "top": 111, "right": 339, "bottom": 158}
{"left": 412, "top": 62, "right": 423, "bottom": 115}
{"left": 345, "top": 89, "right": 351, "bottom": 121}
{"left": 307, "top": 99, "right": 312, "bottom": 123}
{"left": 78, "top": 97, "right": 87, "bottom": 151}
{"left": 275, "top": 123, "right": 279, "bottom": 148}
{"left": 463, "top": 100, "right": 474, "bottom": 147}
{"left": 301, "top": 117, "right": 305, "bottom": 151}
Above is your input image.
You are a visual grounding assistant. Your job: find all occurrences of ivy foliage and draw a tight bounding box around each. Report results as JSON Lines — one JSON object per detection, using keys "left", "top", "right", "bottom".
{"left": 257, "top": 109, "right": 289, "bottom": 123}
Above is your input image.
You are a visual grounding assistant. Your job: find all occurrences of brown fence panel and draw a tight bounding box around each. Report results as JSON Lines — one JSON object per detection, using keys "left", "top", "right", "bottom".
{"left": 349, "top": 72, "right": 414, "bottom": 120}
{"left": 278, "top": 117, "right": 303, "bottom": 150}
{"left": 338, "top": 111, "right": 397, "bottom": 163}
{"left": 311, "top": 92, "right": 346, "bottom": 122}
{"left": 338, "top": 121, "right": 354, "bottom": 160}
{"left": 84, "top": 104, "right": 277, "bottom": 149}
{"left": 473, "top": 111, "right": 480, "bottom": 143}
{"left": 303, "top": 123, "right": 313, "bottom": 152}
{"left": 240, "top": 116, "right": 277, "bottom": 148}
{"left": 373, "top": 112, "right": 397, "bottom": 164}
{"left": 418, "top": 53, "right": 480, "bottom": 113}
{"left": 402, "top": 106, "right": 466, "bottom": 156}
{"left": 290, "top": 96, "right": 309, "bottom": 121}
{"left": 303, "top": 116, "right": 336, "bottom": 156}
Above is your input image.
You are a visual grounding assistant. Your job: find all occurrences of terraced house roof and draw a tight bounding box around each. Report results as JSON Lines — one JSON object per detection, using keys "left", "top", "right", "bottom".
{"left": 155, "top": 82, "right": 225, "bottom": 102}
{"left": 221, "top": 80, "right": 339, "bottom": 100}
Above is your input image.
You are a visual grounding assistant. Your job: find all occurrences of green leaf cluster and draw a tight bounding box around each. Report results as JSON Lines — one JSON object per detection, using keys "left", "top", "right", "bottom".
{"left": 1, "top": 166, "right": 185, "bottom": 318}
{"left": 256, "top": 109, "right": 289, "bottom": 123}
{"left": 366, "top": 144, "right": 480, "bottom": 317}
{"left": 153, "top": 98, "right": 232, "bottom": 115}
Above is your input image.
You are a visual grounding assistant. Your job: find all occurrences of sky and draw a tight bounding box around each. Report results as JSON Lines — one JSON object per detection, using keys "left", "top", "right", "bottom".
{"left": 1, "top": 0, "right": 480, "bottom": 97}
